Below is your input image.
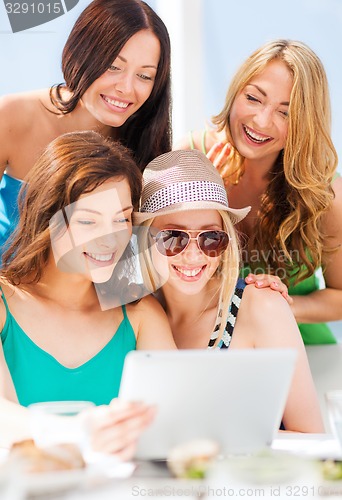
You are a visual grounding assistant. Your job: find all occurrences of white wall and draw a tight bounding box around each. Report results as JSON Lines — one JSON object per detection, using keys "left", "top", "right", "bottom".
{"left": 155, "top": 0, "right": 204, "bottom": 146}
{"left": 201, "top": 0, "right": 342, "bottom": 167}
{"left": 0, "top": 0, "right": 92, "bottom": 93}
{"left": 154, "top": 0, "right": 342, "bottom": 166}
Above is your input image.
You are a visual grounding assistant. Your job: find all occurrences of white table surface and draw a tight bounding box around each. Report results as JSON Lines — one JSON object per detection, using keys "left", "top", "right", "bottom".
{"left": 1, "top": 434, "right": 342, "bottom": 499}
{"left": 272, "top": 432, "right": 342, "bottom": 458}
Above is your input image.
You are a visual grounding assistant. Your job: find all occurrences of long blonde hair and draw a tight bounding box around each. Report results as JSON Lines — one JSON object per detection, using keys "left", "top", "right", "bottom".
{"left": 213, "top": 39, "right": 338, "bottom": 284}
{"left": 138, "top": 210, "right": 241, "bottom": 341}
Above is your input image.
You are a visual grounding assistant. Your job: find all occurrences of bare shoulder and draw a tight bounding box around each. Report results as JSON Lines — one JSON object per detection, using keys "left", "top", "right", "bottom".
{"left": 125, "top": 295, "right": 166, "bottom": 328}
{"left": 234, "top": 284, "right": 300, "bottom": 348}
{"left": 0, "top": 91, "right": 36, "bottom": 116}
{"left": 0, "top": 281, "right": 12, "bottom": 331}
{"left": 240, "top": 284, "right": 288, "bottom": 312}
{"left": 0, "top": 89, "right": 50, "bottom": 130}
{"left": 0, "top": 301, "right": 6, "bottom": 330}
{"left": 126, "top": 295, "right": 175, "bottom": 349}
{"left": 173, "top": 129, "right": 204, "bottom": 151}
{"left": 126, "top": 294, "right": 165, "bottom": 318}
{"left": 236, "top": 284, "right": 292, "bottom": 330}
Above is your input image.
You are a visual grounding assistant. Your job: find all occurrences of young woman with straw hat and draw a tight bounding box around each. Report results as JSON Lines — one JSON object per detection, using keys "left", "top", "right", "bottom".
{"left": 134, "top": 149, "right": 324, "bottom": 433}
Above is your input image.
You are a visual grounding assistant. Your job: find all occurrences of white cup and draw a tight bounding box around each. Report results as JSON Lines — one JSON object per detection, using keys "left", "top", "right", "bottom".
{"left": 28, "top": 401, "right": 95, "bottom": 451}
{"left": 325, "top": 391, "right": 342, "bottom": 450}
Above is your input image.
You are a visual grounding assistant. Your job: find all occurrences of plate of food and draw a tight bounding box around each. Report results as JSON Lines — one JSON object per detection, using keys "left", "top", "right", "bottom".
{"left": 1, "top": 439, "right": 136, "bottom": 497}
{"left": 1, "top": 439, "right": 86, "bottom": 496}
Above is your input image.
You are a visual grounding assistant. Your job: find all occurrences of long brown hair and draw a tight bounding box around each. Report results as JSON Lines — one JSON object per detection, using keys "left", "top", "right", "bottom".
{"left": 50, "top": 0, "right": 172, "bottom": 171}
{"left": 2, "top": 131, "right": 142, "bottom": 285}
{"left": 213, "top": 39, "right": 338, "bottom": 284}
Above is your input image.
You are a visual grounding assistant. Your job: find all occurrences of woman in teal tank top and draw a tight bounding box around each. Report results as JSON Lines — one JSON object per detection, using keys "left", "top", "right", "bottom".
{"left": 177, "top": 40, "right": 342, "bottom": 345}
{"left": 134, "top": 149, "right": 323, "bottom": 432}
{"left": 0, "top": 131, "right": 175, "bottom": 452}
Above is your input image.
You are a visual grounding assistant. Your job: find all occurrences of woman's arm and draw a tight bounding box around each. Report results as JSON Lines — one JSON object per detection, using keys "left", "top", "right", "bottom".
{"left": 0, "top": 398, "right": 31, "bottom": 448}
{"left": 0, "top": 342, "right": 31, "bottom": 446}
{"left": 0, "top": 92, "right": 44, "bottom": 180}
{"left": 0, "top": 299, "right": 156, "bottom": 454}
{"left": 129, "top": 295, "right": 177, "bottom": 350}
{"left": 0, "top": 388, "right": 155, "bottom": 458}
{"left": 0, "top": 293, "right": 34, "bottom": 445}
{"left": 85, "top": 399, "right": 156, "bottom": 461}
{"left": 0, "top": 296, "right": 20, "bottom": 401}
{"left": 233, "top": 285, "right": 324, "bottom": 433}
{"left": 291, "top": 177, "right": 342, "bottom": 323}
{"left": 0, "top": 347, "right": 155, "bottom": 456}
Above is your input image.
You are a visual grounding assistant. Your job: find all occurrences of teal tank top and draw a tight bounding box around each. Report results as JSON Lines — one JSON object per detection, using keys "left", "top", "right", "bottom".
{"left": 0, "top": 291, "right": 137, "bottom": 406}
{"left": 0, "top": 173, "right": 24, "bottom": 255}
{"left": 288, "top": 273, "right": 336, "bottom": 345}
{"left": 188, "top": 130, "right": 207, "bottom": 154}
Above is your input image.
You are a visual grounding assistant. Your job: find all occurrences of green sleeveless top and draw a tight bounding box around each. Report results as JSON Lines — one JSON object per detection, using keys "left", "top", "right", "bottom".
{"left": 188, "top": 129, "right": 208, "bottom": 153}
{"left": 0, "top": 291, "right": 137, "bottom": 406}
{"left": 189, "top": 129, "right": 339, "bottom": 345}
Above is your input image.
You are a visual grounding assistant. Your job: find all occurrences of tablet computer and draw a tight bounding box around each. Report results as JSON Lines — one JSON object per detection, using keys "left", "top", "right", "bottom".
{"left": 119, "top": 348, "right": 297, "bottom": 459}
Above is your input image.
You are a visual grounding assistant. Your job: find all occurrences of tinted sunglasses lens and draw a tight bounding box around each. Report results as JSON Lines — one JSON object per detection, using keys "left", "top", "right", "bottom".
{"left": 198, "top": 231, "right": 229, "bottom": 256}
{"left": 155, "top": 230, "right": 190, "bottom": 256}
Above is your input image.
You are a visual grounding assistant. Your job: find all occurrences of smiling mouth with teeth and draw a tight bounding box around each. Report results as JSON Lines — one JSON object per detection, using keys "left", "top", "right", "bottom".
{"left": 84, "top": 252, "right": 114, "bottom": 263}
{"left": 172, "top": 265, "right": 204, "bottom": 278}
{"left": 243, "top": 125, "right": 272, "bottom": 144}
{"left": 102, "top": 95, "right": 129, "bottom": 109}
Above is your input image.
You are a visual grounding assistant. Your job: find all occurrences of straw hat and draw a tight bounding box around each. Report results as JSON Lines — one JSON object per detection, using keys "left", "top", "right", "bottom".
{"left": 133, "top": 150, "right": 251, "bottom": 224}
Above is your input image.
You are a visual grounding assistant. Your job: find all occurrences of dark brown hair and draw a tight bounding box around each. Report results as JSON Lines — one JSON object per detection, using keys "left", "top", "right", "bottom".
{"left": 2, "top": 131, "right": 142, "bottom": 285}
{"left": 50, "top": 0, "right": 172, "bottom": 170}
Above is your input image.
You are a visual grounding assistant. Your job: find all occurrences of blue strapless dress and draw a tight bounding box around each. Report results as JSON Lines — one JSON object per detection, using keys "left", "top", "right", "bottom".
{"left": 0, "top": 172, "right": 24, "bottom": 256}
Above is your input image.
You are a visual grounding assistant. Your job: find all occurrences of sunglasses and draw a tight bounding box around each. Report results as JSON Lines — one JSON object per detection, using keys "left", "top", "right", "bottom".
{"left": 150, "top": 228, "right": 230, "bottom": 257}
